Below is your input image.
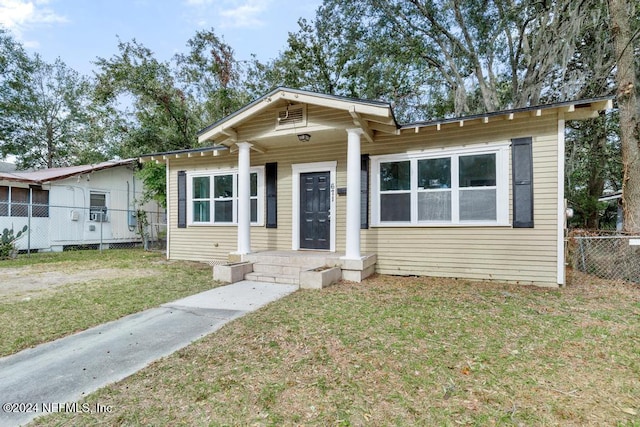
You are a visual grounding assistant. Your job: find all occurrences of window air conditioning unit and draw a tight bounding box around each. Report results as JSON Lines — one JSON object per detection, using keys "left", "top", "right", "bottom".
{"left": 90, "top": 210, "right": 108, "bottom": 222}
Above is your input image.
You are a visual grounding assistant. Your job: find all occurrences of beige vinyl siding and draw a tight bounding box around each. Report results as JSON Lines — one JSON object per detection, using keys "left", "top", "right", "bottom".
{"left": 362, "top": 113, "right": 560, "bottom": 285}
{"left": 167, "top": 104, "right": 561, "bottom": 285}
{"left": 167, "top": 137, "right": 351, "bottom": 262}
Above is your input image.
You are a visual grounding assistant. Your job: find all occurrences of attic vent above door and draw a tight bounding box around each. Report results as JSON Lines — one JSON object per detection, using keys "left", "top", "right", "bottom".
{"left": 276, "top": 104, "right": 307, "bottom": 130}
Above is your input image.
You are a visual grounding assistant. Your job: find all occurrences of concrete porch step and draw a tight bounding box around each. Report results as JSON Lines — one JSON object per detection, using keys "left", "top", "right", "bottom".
{"left": 243, "top": 251, "right": 338, "bottom": 286}
{"left": 244, "top": 252, "right": 341, "bottom": 269}
{"left": 244, "top": 271, "right": 300, "bottom": 285}
{"left": 252, "top": 262, "right": 319, "bottom": 276}
{"left": 247, "top": 259, "right": 327, "bottom": 285}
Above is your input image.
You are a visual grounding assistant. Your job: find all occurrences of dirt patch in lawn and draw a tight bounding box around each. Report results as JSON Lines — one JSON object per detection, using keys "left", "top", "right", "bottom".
{"left": 0, "top": 267, "right": 161, "bottom": 301}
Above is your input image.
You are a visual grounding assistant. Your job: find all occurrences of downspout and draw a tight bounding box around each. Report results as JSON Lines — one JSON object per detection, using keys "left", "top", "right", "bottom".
{"left": 127, "top": 180, "right": 134, "bottom": 232}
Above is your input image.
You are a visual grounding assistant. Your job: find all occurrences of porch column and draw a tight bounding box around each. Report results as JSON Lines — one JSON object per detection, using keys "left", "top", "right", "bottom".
{"left": 344, "top": 128, "right": 363, "bottom": 260}
{"left": 236, "top": 142, "right": 252, "bottom": 255}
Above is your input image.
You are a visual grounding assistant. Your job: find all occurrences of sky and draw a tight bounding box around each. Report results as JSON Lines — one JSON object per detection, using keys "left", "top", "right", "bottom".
{"left": 0, "top": 0, "right": 322, "bottom": 76}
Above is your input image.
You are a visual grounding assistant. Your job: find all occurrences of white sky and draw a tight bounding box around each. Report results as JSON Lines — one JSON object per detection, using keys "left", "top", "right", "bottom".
{"left": 0, "top": 0, "right": 321, "bottom": 75}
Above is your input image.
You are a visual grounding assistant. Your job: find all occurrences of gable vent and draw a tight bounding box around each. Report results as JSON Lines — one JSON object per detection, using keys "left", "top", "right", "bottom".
{"left": 276, "top": 104, "right": 307, "bottom": 130}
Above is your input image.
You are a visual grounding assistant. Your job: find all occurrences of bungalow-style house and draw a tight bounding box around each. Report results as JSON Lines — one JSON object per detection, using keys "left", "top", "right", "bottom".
{"left": 142, "top": 87, "right": 612, "bottom": 287}
{"left": 0, "top": 159, "right": 160, "bottom": 252}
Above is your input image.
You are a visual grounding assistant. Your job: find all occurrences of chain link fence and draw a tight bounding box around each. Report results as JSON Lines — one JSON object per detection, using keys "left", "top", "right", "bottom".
{"left": 1, "top": 203, "right": 166, "bottom": 254}
{"left": 567, "top": 231, "right": 640, "bottom": 283}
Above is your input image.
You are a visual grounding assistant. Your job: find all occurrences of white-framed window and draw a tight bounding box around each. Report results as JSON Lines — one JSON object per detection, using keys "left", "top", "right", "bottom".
{"left": 371, "top": 144, "right": 509, "bottom": 226}
{"left": 89, "top": 191, "right": 108, "bottom": 222}
{"left": 187, "top": 167, "right": 264, "bottom": 226}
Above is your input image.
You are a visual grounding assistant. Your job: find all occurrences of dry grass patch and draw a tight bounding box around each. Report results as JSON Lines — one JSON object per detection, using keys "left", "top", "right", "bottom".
{"left": 0, "top": 249, "right": 217, "bottom": 356}
{"left": 33, "top": 271, "right": 640, "bottom": 426}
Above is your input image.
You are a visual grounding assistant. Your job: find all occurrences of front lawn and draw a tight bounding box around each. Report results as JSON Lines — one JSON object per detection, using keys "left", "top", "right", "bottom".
{"left": 32, "top": 271, "right": 640, "bottom": 426}
{"left": 0, "top": 249, "right": 216, "bottom": 357}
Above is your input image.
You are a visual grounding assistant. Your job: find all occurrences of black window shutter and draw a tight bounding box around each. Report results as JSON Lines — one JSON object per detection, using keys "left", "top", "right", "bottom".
{"left": 512, "top": 137, "right": 534, "bottom": 228}
{"left": 266, "top": 162, "right": 277, "bottom": 228}
{"left": 361, "top": 154, "right": 369, "bottom": 229}
{"left": 177, "top": 170, "right": 187, "bottom": 228}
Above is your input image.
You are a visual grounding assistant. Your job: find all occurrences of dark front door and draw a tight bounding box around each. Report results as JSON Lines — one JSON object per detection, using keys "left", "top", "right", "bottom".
{"left": 300, "top": 171, "right": 330, "bottom": 250}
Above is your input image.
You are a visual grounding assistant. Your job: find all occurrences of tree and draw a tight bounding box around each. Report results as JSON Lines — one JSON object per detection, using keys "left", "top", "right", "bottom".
{"left": 371, "top": 0, "right": 611, "bottom": 114}
{"left": 94, "top": 39, "right": 199, "bottom": 157}
{"left": 95, "top": 30, "right": 249, "bottom": 158}
{"left": 245, "top": 3, "right": 436, "bottom": 122}
{"left": 174, "top": 28, "right": 249, "bottom": 122}
{"left": 608, "top": 0, "right": 640, "bottom": 233}
{"left": 267, "top": 0, "right": 607, "bottom": 118}
{"left": 93, "top": 30, "right": 249, "bottom": 204}
{"left": 1, "top": 52, "right": 98, "bottom": 169}
{"left": 561, "top": 2, "right": 620, "bottom": 229}
{"left": 566, "top": 113, "right": 621, "bottom": 228}
{"left": 136, "top": 161, "right": 167, "bottom": 208}
{"left": 0, "top": 28, "right": 32, "bottom": 157}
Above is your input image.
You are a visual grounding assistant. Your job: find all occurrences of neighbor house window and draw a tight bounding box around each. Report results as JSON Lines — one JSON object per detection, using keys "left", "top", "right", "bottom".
{"left": 187, "top": 168, "right": 263, "bottom": 225}
{"left": 89, "top": 192, "right": 108, "bottom": 222}
{"left": 0, "top": 186, "right": 8, "bottom": 216}
{"left": 31, "top": 188, "right": 49, "bottom": 218}
{"left": 10, "top": 187, "right": 29, "bottom": 217}
{"left": 0, "top": 186, "right": 50, "bottom": 217}
{"left": 372, "top": 144, "right": 509, "bottom": 226}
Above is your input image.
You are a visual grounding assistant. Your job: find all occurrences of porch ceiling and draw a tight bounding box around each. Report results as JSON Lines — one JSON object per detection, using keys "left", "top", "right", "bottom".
{"left": 224, "top": 127, "right": 354, "bottom": 152}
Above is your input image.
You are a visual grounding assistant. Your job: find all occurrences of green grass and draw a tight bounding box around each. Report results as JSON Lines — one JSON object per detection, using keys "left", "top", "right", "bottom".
{"left": 31, "top": 271, "right": 640, "bottom": 426}
{"left": 0, "top": 249, "right": 217, "bottom": 357}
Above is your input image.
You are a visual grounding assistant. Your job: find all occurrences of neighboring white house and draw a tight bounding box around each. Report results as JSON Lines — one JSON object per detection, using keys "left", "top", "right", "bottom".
{"left": 0, "top": 159, "right": 162, "bottom": 252}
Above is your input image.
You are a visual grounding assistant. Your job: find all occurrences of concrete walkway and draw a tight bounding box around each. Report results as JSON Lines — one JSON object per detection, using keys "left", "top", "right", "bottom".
{"left": 0, "top": 281, "right": 297, "bottom": 427}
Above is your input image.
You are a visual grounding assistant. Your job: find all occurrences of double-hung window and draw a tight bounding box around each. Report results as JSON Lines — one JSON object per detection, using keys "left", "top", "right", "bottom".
{"left": 192, "top": 176, "right": 212, "bottom": 222}
{"left": 188, "top": 168, "right": 263, "bottom": 225}
{"left": 372, "top": 144, "right": 508, "bottom": 226}
{"left": 417, "top": 157, "right": 452, "bottom": 222}
{"left": 379, "top": 161, "right": 411, "bottom": 222}
{"left": 458, "top": 153, "right": 497, "bottom": 221}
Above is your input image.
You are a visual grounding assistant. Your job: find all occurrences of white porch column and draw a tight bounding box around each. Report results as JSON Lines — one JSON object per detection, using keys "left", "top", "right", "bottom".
{"left": 236, "top": 142, "right": 252, "bottom": 255}
{"left": 344, "top": 128, "right": 363, "bottom": 260}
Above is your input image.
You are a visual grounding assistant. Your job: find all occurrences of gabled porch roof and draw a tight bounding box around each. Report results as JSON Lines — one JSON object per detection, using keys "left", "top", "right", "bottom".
{"left": 197, "top": 87, "right": 399, "bottom": 146}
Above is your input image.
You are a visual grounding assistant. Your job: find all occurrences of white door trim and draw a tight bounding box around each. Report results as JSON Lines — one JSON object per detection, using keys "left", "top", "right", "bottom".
{"left": 292, "top": 161, "right": 337, "bottom": 251}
